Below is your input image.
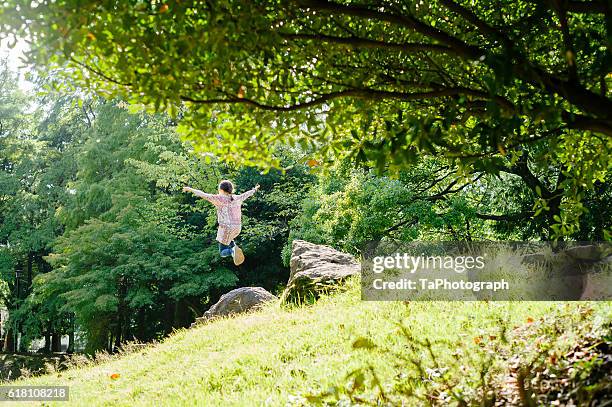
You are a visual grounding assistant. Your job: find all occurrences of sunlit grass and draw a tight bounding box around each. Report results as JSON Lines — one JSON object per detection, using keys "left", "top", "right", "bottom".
{"left": 7, "top": 278, "right": 609, "bottom": 406}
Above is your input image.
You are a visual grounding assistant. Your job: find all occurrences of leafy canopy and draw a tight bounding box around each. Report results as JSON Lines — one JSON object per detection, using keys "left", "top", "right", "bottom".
{"left": 1, "top": 1, "right": 610, "bottom": 157}
{"left": 0, "top": 0, "right": 610, "bottom": 237}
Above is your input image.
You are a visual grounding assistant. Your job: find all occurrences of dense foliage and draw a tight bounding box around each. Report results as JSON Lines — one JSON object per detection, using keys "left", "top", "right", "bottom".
{"left": 286, "top": 156, "right": 610, "bottom": 261}
{"left": 1, "top": 0, "right": 610, "bottom": 237}
{"left": 0, "top": 69, "right": 313, "bottom": 352}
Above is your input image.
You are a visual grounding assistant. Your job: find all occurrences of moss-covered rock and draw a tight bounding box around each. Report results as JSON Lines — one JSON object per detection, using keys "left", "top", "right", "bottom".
{"left": 281, "top": 240, "right": 359, "bottom": 304}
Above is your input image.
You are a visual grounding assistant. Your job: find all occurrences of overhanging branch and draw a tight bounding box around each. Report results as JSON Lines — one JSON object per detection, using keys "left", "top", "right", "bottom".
{"left": 565, "top": 0, "right": 610, "bottom": 13}
{"left": 563, "top": 113, "right": 612, "bottom": 136}
{"left": 438, "top": 0, "right": 511, "bottom": 46}
{"left": 180, "top": 87, "right": 515, "bottom": 112}
{"left": 476, "top": 211, "right": 534, "bottom": 221}
{"left": 298, "top": 0, "right": 612, "bottom": 119}
{"left": 280, "top": 32, "right": 457, "bottom": 54}
{"left": 298, "top": 0, "right": 482, "bottom": 59}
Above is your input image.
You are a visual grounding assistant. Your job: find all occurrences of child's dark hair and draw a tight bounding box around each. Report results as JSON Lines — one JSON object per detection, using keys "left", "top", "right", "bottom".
{"left": 219, "top": 180, "right": 234, "bottom": 200}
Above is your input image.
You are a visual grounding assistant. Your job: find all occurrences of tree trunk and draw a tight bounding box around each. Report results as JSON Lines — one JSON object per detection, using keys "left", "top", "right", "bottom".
{"left": 465, "top": 218, "right": 472, "bottom": 241}
{"left": 135, "top": 308, "right": 146, "bottom": 341}
{"left": 43, "top": 320, "right": 52, "bottom": 352}
{"left": 18, "top": 329, "right": 27, "bottom": 353}
{"left": 26, "top": 253, "right": 33, "bottom": 292}
{"left": 163, "top": 300, "right": 174, "bottom": 335}
{"left": 44, "top": 332, "right": 51, "bottom": 353}
{"left": 173, "top": 299, "right": 192, "bottom": 329}
{"left": 122, "top": 309, "right": 131, "bottom": 344}
{"left": 14, "top": 266, "right": 21, "bottom": 300}
{"left": 173, "top": 300, "right": 182, "bottom": 328}
{"left": 113, "top": 315, "right": 122, "bottom": 352}
{"left": 107, "top": 333, "right": 112, "bottom": 353}
{"left": 3, "top": 328, "right": 15, "bottom": 353}
{"left": 113, "top": 276, "right": 127, "bottom": 351}
{"left": 51, "top": 332, "right": 61, "bottom": 352}
{"left": 547, "top": 194, "right": 564, "bottom": 240}
{"left": 67, "top": 315, "right": 75, "bottom": 354}
{"left": 37, "top": 255, "right": 51, "bottom": 274}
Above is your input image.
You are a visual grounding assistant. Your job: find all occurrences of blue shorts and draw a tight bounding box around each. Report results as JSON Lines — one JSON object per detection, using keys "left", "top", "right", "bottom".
{"left": 218, "top": 241, "right": 235, "bottom": 257}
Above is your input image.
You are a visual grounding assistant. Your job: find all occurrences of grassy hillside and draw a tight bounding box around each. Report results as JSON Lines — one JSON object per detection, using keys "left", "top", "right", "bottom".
{"left": 6, "top": 279, "right": 611, "bottom": 406}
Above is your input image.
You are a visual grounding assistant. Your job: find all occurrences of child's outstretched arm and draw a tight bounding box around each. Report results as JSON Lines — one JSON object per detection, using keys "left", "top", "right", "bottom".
{"left": 182, "top": 186, "right": 222, "bottom": 205}
{"left": 236, "top": 184, "right": 260, "bottom": 202}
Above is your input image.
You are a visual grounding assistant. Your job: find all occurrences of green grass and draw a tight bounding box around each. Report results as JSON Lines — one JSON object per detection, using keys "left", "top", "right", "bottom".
{"left": 7, "top": 279, "right": 610, "bottom": 406}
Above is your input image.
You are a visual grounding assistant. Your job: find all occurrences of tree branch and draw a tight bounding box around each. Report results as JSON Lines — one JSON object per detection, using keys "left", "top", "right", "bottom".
{"left": 414, "top": 170, "right": 456, "bottom": 196}
{"left": 180, "top": 90, "right": 356, "bottom": 111}
{"left": 69, "top": 57, "right": 132, "bottom": 88}
{"left": 498, "top": 155, "right": 553, "bottom": 199}
{"left": 565, "top": 0, "right": 610, "bottom": 13}
{"left": 438, "top": 0, "right": 512, "bottom": 46}
{"left": 383, "top": 217, "right": 418, "bottom": 235}
{"left": 181, "top": 86, "right": 515, "bottom": 112}
{"left": 475, "top": 211, "right": 534, "bottom": 221}
{"left": 425, "top": 173, "right": 485, "bottom": 201}
{"left": 563, "top": 112, "right": 612, "bottom": 136}
{"left": 549, "top": 0, "right": 578, "bottom": 82}
{"left": 298, "top": 0, "right": 612, "bottom": 119}
{"left": 280, "top": 32, "right": 457, "bottom": 54}
{"left": 298, "top": 0, "right": 482, "bottom": 59}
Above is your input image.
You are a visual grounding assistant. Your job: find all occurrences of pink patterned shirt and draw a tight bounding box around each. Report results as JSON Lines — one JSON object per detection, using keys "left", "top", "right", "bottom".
{"left": 191, "top": 188, "right": 257, "bottom": 245}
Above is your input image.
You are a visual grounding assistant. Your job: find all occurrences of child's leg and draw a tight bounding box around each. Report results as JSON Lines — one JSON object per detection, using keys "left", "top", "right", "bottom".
{"left": 219, "top": 242, "right": 233, "bottom": 257}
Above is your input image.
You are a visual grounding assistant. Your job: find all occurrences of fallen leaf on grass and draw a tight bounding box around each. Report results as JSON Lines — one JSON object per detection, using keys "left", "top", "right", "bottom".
{"left": 352, "top": 337, "right": 376, "bottom": 350}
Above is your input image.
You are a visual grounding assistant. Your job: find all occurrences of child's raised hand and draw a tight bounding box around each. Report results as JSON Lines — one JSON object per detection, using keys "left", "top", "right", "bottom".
{"left": 182, "top": 186, "right": 191, "bottom": 193}
{"left": 255, "top": 184, "right": 260, "bottom": 191}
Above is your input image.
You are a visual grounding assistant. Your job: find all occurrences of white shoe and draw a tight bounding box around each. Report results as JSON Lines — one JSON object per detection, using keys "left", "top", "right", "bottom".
{"left": 232, "top": 245, "right": 245, "bottom": 266}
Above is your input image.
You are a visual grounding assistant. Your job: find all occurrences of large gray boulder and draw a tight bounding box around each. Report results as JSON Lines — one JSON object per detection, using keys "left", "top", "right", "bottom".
{"left": 518, "top": 244, "right": 612, "bottom": 300}
{"left": 565, "top": 244, "right": 609, "bottom": 262}
{"left": 281, "top": 240, "right": 360, "bottom": 304}
{"left": 191, "top": 287, "right": 277, "bottom": 327}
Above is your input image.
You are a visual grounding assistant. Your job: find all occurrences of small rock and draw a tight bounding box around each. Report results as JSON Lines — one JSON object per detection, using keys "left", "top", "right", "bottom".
{"left": 191, "top": 287, "right": 277, "bottom": 327}
{"left": 521, "top": 252, "right": 550, "bottom": 266}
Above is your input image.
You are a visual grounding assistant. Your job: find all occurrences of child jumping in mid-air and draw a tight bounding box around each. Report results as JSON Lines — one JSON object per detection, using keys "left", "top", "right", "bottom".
{"left": 183, "top": 180, "right": 259, "bottom": 266}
